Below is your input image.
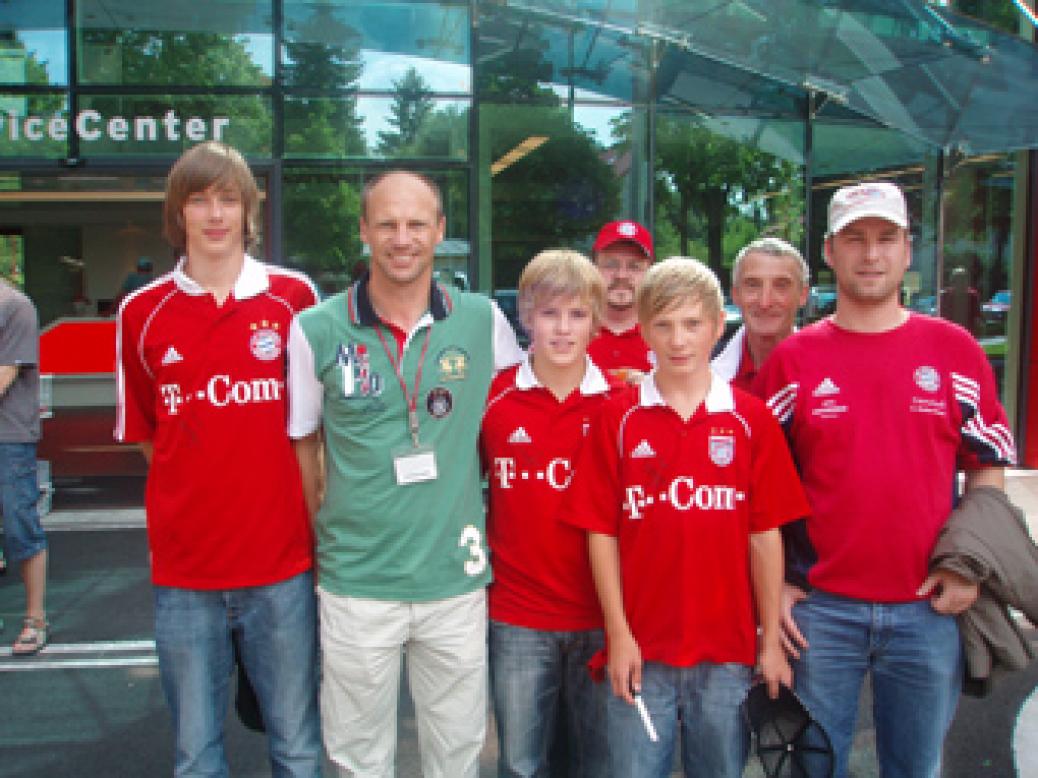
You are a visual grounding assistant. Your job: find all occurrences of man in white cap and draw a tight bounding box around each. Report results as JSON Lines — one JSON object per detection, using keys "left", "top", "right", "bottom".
{"left": 755, "top": 181, "right": 1016, "bottom": 777}
{"left": 712, "top": 237, "right": 808, "bottom": 391}
{"left": 587, "top": 220, "right": 654, "bottom": 380}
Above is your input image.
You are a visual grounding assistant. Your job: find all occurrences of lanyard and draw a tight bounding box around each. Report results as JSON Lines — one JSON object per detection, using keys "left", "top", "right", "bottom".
{"left": 374, "top": 322, "right": 432, "bottom": 447}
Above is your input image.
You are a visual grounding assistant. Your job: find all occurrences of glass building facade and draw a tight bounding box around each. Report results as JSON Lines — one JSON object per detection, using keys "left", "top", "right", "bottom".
{"left": 2, "top": 0, "right": 1036, "bottom": 501}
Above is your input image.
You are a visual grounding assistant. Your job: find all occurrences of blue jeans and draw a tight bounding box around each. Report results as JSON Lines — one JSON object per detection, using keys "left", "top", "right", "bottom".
{"left": 489, "top": 621, "right": 608, "bottom": 778}
{"left": 154, "top": 571, "right": 322, "bottom": 778}
{"left": 0, "top": 442, "right": 44, "bottom": 563}
{"left": 791, "top": 590, "right": 963, "bottom": 778}
{"left": 606, "top": 661, "right": 751, "bottom": 778}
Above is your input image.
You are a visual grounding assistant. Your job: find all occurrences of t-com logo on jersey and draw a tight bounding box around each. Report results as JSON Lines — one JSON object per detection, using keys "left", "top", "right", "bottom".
{"left": 493, "top": 457, "right": 573, "bottom": 491}
{"left": 624, "top": 477, "right": 744, "bottom": 520}
{"left": 159, "top": 375, "right": 284, "bottom": 415}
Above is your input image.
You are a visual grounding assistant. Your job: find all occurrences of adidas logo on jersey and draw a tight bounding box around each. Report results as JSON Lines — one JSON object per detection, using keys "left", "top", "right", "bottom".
{"left": 507, "top": 427, "right": 532, "bottom": 444}
{"left": 630, "top": 439, "right": 656, "bottom": 459}
{"left": 162, "top": 346, "right": 184, "bottom": 366}
{"left": 812, "top": 377, "right": 840, "bottom": 397}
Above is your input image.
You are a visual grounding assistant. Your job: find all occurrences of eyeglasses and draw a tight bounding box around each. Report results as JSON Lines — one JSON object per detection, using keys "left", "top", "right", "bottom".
{"left": 598, "top": 259, "right": 650, "bottom": 273}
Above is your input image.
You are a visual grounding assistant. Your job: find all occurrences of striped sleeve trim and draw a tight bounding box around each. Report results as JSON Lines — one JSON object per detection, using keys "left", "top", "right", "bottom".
{"left": 953, "top": 371, "right": 1017, "bottom": 465}
{"left": 765, "top": 382, "right": 799, "bottom": 426}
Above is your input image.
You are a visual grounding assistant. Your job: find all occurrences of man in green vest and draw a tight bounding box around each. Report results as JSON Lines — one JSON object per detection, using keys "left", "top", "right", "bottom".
{"left": 288, "top": 170, "right": 522, "bottom": 778}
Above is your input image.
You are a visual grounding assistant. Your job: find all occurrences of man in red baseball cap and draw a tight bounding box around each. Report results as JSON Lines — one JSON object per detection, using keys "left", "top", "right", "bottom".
{"left": 587, "top": 220, "right": 655, "bottom": 380}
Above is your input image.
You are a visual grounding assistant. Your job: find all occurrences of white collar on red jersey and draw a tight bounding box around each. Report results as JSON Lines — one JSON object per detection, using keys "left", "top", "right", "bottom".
{"left": 515, "top": 353, "right": 610, "bottom": 396}
{"left": 172, "top": 253, "right": 269, "bottom": 300}
{"left": 638, "top": 370, "right": 735, "bottom": 413}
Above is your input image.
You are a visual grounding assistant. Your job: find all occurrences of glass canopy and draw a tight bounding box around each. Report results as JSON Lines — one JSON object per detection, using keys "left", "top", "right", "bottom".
{"left": 492, "top": 0, "right": 1038, "bottom": 160}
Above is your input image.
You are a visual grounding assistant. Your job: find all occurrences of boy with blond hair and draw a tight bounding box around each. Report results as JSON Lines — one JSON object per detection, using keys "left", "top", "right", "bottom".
{"left": 562, "top": 257, "right": 808, "bottom": 778}
{"left": 482, "top": 249, "right": 619, "bottom": 777}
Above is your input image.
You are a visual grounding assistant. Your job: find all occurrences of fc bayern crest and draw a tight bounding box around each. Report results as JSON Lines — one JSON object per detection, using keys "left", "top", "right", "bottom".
{"left": 249, "top": 327, "right": 283, "bottom": 361}
{"left": 708, "top": 434, "right": 735, "bottom": 467}
{"left": 914, "top": 366, "right": 940, "bottom": 392}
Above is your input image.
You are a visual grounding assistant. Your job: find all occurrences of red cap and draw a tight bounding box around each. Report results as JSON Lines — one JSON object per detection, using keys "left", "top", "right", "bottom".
{"left": 592, "top": 220, "right": 654, "bottom": 259}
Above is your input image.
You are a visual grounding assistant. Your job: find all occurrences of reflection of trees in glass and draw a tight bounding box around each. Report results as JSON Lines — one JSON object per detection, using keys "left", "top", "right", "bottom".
{"left": 281, "top": 8, "right": 367, "bottom": 283}
{"left": 76, "top": 32, "right": 272, "bottom": 154}
{"left": 0, "top": 45, "right": 66, "bottom": 157}
{"left": 78, "top": 29, "right": 268, "bottom": 87}
{"left": 477, "top": 19, "right": 619, "bottom": 287}
{"left": 0, "top": 234, "right": 24, "bottom": 287}
{"left": 282, "top": 8, "right": 365, "bottom": 158}
{"left": 377, "top": 67, "right": 434, "bottom": 156}
{"left": 283, "top": 173, "right": 361, "bottom": 291}
{"left": 953, "top": 2, "right": 1019, "bottom": 34}
{"left": 375, "top": 67, "right": 467, "bottom": 160}
{"left": 650, "top": 114, "right": 799, "bottom": 286}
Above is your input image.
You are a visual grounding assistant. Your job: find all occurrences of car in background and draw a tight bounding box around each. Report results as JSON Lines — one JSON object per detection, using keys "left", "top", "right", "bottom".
{"left": 806, "top": 284, "right": 837, "bottom": 322}
{"left": 982, "top": 290, "right": 1011, "bottom": 320}
{"left": 980, "top": 289, "right": 1011, "bottom": 336}
{"left": 911, "top": 294, "right": 938, "bottom": 316}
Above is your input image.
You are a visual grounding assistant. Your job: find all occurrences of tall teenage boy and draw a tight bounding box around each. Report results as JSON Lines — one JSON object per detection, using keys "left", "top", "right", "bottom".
{"left": 116, "top": 141, "right": 321, "bottom": 777}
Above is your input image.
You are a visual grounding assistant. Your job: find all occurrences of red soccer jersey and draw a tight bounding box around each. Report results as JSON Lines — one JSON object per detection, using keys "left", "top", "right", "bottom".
{"left": 588, "top": 324, "right": 652, "bottom": 375}
{"left": 755, "top": 314, "right": 1016, "bottom": 602}
{"left": 482, "top": 357, "right": 619, "bottom": 630}
{"left": 115, "top": 256, "right": 317, "bottom": 589}
{"left": 562, "top": 375, "right": 808, "bottom": 668}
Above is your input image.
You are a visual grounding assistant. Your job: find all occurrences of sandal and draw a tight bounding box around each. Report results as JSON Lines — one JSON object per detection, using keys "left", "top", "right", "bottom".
{"left": 12, "top": 616, "right": 48, "bottom": 656}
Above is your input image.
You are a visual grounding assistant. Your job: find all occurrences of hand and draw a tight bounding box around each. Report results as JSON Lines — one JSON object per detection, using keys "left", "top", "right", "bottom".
{"left": 780, "top": 583, "right": 809, "bottom": 659}
{"left": 608, "top": 368, "right": 647, "bottom": 385}
{"left": 758, "top": 641, "right": 793, "bottom": 700}
{"left": 606, "top": 630, "right": 642, "bottom": 705}
{"left": 918, "top": 569, "right": 979, "bottom": 615}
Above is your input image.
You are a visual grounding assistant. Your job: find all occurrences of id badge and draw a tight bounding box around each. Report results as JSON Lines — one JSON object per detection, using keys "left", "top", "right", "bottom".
{"left": 392, "top": 444, "right": 438, "bottom": 485}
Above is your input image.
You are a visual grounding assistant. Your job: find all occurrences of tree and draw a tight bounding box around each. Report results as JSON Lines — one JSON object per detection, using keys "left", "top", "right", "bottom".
{"left": 476, "top": 14, "right": 621, "bottom": 287}
{"left": 644, "top": 113, "right": 800, "bottom": 286}
{"left": 377, "top": 67, "right": 434, "bottom": 157}
{"left": 77, "top": 29, "right": 273, "bottom": 154}
{"left": 282, "top": 7, "right": 366, "bottom": 159}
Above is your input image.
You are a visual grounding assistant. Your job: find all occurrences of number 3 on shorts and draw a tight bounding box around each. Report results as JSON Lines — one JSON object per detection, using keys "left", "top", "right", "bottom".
{"left": 459, "top": 524, "right": 487, "bottom": 576}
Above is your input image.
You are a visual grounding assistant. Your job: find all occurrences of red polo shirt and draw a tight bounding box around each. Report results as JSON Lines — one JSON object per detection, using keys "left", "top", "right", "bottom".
{"left": 562, "top": 375, "right": 808, "bottom": 668}
{"left": 116, "top": 255, "right": 317, "bottom": 589}
{"left": 483, "top": 356, "right": 620, "bottom": 630}
{"left": 588, "top": 324, "right": 652, "bottom": 375}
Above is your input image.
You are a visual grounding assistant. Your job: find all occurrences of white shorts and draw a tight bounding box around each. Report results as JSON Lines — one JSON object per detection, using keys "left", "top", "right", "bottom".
{"left": 318, "top": 586, "right": 488, "bottom": 778}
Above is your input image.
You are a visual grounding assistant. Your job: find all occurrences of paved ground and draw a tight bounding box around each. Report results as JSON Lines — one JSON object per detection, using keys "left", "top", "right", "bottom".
{"left": 0, "top": 471, "right": 1036, "bottom": 777}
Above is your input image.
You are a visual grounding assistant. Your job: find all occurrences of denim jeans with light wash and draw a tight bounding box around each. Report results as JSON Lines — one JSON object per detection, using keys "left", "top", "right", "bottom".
{"left": 605, "top": 660, "right": 751, "bottom": 778}
{"left": 154, "top": 571, "right": 322, "bottom": 778}
{"left": 0, "top": 441, "right": 45, "bottom": 563}
{"left": 791, "top": 589, "right": 963, "bottom": 778}
{"left": 489, "top": 621, "right": 608, "bottom": 778}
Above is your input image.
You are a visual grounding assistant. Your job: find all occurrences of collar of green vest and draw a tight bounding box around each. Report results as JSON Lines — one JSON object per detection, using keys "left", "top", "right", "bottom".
{"left": 349, "top": 272, "right": 453, "bottom": 326}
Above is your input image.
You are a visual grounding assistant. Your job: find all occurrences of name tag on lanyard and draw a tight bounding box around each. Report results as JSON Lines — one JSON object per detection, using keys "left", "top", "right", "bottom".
{"left": 392, "top": 443, "right": 438, "bottom": 485}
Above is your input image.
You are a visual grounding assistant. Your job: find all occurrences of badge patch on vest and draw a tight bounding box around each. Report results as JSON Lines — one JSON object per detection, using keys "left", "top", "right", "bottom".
{"left": 708, "top": 434, "right": 735, "bottom": 467}
{"left": 336, "top": 342, "right": 384, "bottom": 398}
{"left": 249, "top": 321, "right": 283, "bottom": 361}
{"left": 426, "top": 386, "right": 453, "bottom": 419}
{"left": 436, "top": 346, "right": 469, "bottom": 382}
